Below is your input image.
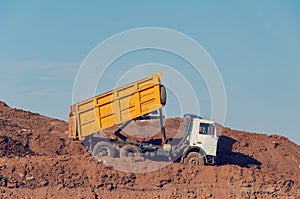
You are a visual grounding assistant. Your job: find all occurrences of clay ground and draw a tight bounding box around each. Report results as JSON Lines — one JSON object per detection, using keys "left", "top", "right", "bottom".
{"left": 0, "top": 101, "right": 299, "bottom": 198}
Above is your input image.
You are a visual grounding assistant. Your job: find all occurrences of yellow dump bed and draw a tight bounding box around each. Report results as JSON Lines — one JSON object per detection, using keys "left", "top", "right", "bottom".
{"left": 69, "top": 72, "right": 166, "bottom": 140}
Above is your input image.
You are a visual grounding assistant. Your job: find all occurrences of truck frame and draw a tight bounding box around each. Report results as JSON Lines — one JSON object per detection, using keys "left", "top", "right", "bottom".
{"left": 69, "top": 72, "right": 218, "bottom": 165}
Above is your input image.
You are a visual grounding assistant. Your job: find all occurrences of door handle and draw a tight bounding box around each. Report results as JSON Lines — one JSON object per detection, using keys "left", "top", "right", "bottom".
{"left": 197, "top": 141, "right": 202, "bottom": 144}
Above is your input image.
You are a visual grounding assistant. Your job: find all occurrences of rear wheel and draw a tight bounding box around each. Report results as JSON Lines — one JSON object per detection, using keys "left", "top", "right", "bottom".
{"left": 92, "top": 141, "right": 115, "bottom": 158}
{"left": 184, "top": 152, "right": 205, "bottom": 165}
{"left": 120, "top": 145, "right": 141, "bottom": 158}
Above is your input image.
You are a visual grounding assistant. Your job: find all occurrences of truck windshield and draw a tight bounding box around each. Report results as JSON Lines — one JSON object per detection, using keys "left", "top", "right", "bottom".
{"left": 199, "top": 123, "right": 215, "bottom": 136}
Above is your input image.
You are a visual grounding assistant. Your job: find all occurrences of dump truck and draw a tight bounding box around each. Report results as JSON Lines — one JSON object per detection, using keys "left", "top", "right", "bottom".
{"left": 69, "top": 72, "right": 218, "bottom": 165}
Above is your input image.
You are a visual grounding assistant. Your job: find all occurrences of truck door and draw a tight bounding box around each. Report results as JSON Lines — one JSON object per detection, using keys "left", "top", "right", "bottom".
{"left": 193, "top": 121, "right": 218, "bottom": 156}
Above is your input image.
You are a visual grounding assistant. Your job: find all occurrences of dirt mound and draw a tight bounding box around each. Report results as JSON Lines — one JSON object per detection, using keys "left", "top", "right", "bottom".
{"left": 0, "top": 135, "right": 34, "bottom": 157}
{"left": 0, "top": 101, "right": 8, "bottom": 108}
{"left": 0, "top": 101, "right": 84, "bottom": 157}
{"left": 0, "top": 101, "right": 299, "bottom": 198}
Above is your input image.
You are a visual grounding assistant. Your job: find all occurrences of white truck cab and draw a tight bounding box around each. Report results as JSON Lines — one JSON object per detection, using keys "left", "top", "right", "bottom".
{"left": 190, "top": 118, "right": 218, "bottom": 156}
{"left": 181, "top": 114, "right": 219, "bottom": 165}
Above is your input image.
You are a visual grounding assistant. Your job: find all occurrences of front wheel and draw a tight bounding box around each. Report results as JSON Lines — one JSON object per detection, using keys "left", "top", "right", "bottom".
{"left": 184, "top": 152, "right": 205, "bottom": 165}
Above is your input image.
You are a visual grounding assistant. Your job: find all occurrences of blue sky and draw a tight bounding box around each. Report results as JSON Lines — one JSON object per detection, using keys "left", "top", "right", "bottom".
{"left": 0, "top": 1, "right": 299, "bottom": 144}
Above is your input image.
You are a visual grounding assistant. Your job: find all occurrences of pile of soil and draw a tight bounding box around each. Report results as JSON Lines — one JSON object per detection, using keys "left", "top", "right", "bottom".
{"left": 0, "top": 101, "right": 299, "bottom": 198}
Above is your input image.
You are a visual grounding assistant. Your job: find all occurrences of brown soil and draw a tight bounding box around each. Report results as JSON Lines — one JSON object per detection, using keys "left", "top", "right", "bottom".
{"left": 0, "top": 101, "right": 299, "bottom": 198}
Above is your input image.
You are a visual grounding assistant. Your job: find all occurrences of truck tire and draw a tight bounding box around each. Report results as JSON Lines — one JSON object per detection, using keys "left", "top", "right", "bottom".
{"left": 184, "top": 152, "right": 205, "bottom": 165}
{"left": 160, "top": 85, "right": 167, "bottom": 105}
{"left": 120, "top": 145, "right": 141, "bottom": 158}
{"left": 92, "top": 141, "right": 115, "bottom": 158}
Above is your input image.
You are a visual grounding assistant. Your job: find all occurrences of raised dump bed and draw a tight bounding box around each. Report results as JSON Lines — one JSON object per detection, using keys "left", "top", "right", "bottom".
{"left": 69, "top": 72, "right": 166, "bottom": 140}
